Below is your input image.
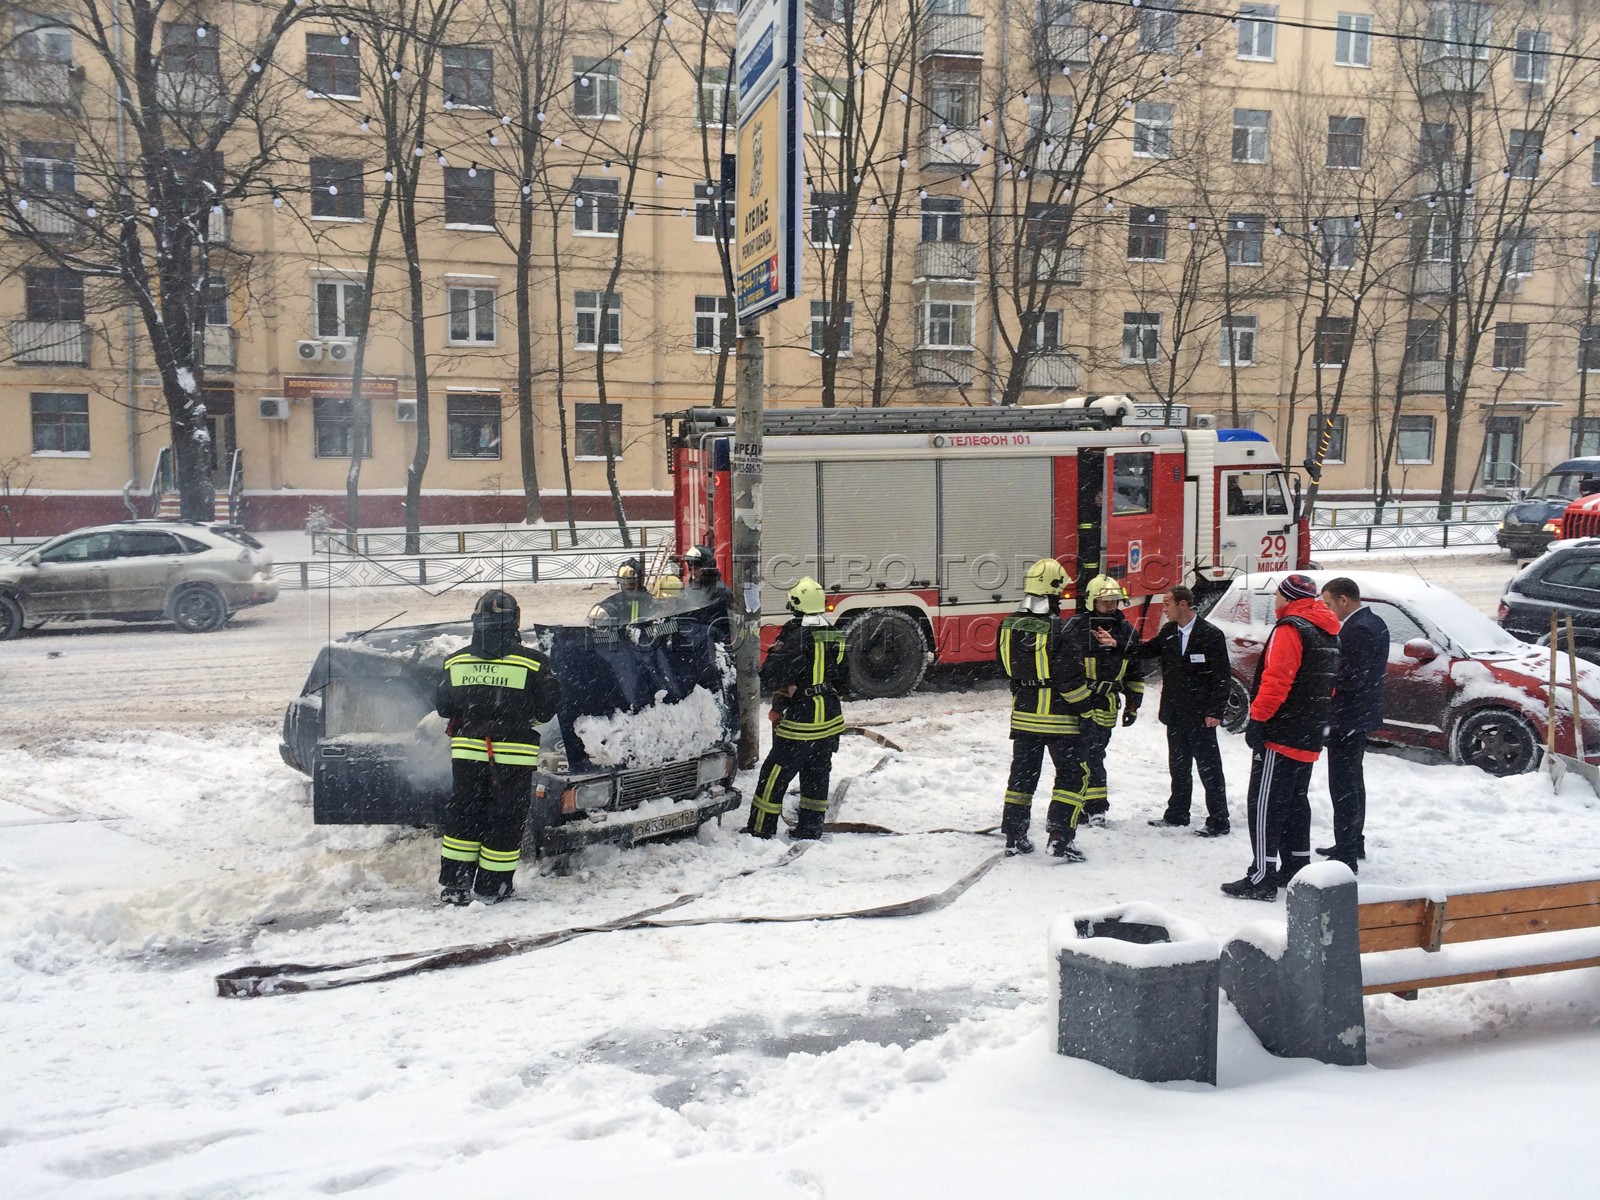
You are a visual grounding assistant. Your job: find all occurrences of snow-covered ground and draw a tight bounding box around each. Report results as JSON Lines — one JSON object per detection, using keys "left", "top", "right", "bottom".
{"left": 4, "top": 550, "right": 1598, "bottom": 1197}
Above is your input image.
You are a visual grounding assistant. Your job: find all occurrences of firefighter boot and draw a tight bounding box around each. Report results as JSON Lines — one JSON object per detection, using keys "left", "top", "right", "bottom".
{"left": 1001, "top": 803, "right": 1035, "bottom": 855}
{"left": 745, "top": 797, "right": 782, "bottom": 839}
{"left": 793, "top": 798, "right": 828, "bottom": 841}
{"left": 1046, "top": 827, "right": 1087, "bottom": 863}
{"left": 439, "top": 842, "right": 478, "bottom": 905}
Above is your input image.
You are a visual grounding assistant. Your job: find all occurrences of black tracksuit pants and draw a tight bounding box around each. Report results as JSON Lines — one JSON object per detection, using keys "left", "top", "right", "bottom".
{"left": 1245, "top": 746, "right": 1314, "bottom": 887}
{"left": 440, "top": 760, "right": 533, "bottom": 896}
{"left": 1162, "top": 718, "right": 1229, "bottom": 826}
{"left": 1326, "top": 729, "right": 1368, "bottom": 861}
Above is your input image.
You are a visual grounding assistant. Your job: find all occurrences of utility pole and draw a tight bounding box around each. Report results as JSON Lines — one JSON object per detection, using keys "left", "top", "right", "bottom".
{"left": 732, "top": 316, "right": 765, "bottom": 769}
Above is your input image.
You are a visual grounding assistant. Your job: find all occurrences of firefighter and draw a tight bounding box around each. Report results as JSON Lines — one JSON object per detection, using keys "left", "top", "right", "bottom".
{"left": 435, "top": 590, "right": 562, "bottom": 905}
{"left": 653, "top": 571, "right": 684, "bottom": 602}
{"left": 589, "top": 557, "right": 656, "bottom": 624}
{"left": 746, "top": 577, "right": 846, "bottom": 841}
{"left": 997, "top": 558, "right": 1096, "bottom": 861}
{"left": 681, "top": 544, "right": 737, "bottom": 640}
{"left": 1064, "top": 574, "right": 1146, "bottom": 824}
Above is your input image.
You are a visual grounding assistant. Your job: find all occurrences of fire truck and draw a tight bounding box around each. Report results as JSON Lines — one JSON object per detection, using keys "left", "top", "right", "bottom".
{"left": 666, "top": 398, "right": 1309, "bottom": 697}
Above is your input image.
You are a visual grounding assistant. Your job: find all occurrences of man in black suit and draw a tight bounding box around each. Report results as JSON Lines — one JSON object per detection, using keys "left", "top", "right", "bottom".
{"left": 1317, "top": 577, "right": 1388, "bottom": 871}
{"left": 1144, "top": 586, "right": 1232, "bottom": 836}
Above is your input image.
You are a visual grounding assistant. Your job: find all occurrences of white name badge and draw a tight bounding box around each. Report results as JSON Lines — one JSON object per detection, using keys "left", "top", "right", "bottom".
{"left": 1190, "top": 653, "right": 1206, "bottom": 663}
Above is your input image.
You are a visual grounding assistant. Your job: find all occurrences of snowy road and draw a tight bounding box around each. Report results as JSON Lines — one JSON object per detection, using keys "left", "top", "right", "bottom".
{"left": 5, "top": 546, "right": 1598, "bottom": 1197}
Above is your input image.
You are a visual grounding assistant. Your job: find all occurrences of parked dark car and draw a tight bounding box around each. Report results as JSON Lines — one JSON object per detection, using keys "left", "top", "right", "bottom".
{"left": 1499, "top": 538, "right": 1600, "bottom": 665}
{"left": 1496, "top": 457, "right": 1600, "bottom": 559}
{"left": 282, "top": 606, "right": 742, "bottom": 858}
{"left": 0, "top": 520, "right": 278, "bottom": 639}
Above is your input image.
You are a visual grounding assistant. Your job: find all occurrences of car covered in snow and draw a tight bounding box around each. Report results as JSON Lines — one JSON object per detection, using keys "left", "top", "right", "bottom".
{"left": 1495, "top": 456, "right": 1600, "bottom": 559}
{"left": 1209, "top": 570, "right": 1600, "bottom": 776}
{"left": 0, "top": 520, "right": 278, "bottom": 640}
{"left": 280, "top": 605, "right": 742, "bottom": 856}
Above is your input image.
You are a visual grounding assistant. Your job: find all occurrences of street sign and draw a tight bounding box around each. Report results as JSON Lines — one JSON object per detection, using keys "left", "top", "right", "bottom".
{"left": 735, "top": 0, "right": 802, "bottom": 322}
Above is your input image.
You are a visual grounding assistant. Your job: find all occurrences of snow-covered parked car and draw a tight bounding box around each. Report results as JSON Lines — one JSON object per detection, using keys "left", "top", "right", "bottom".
{"left": 1208, "top": 570, "right": 1600, "bottom": 776}
{"left": 280, "top": 606, "right": 742, "bottom": 856}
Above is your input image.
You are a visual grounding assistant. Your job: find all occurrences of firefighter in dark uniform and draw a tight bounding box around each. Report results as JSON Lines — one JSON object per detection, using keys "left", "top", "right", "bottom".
{"left": 746, "top": 577, "right": 846, "bottom": 841}
{"left": 998, "top": 558, "right": 1096, "bottom": 861}
{"left": 436, "top": 590, "right": 562, "bottom": 905}
{"left": 681, "top": 544, "right": 737, "bottom": 640}
{"left": 1065, "top": 574, "right": 1146, "bottom": 824}
{"left": 589, "top": 558, "right": 656, "bottom": 624}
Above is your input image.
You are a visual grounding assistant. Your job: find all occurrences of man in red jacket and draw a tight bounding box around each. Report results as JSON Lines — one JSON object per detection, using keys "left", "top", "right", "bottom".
{"left": 1222, "top": 573, "right": 1342, "bottom": 901}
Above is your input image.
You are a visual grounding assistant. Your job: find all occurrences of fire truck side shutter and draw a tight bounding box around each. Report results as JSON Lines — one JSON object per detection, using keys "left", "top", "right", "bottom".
{"left": 760, "top": 460, "right": 822, "bottom": 613}
{"left": 820, "top": 460, "right": 938, "bottom": 591}
{"left": 938, "top": 457, "right": 1052, "bottom": 601}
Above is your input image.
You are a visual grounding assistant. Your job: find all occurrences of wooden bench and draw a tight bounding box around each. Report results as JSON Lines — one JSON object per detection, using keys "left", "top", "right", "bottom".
{"left": 1358, "top": 878, "right": 1600, "bottom": 997}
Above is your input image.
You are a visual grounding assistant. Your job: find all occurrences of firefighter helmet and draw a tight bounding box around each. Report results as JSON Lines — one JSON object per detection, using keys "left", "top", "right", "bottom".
{"left": 473, "top": 589, "right": 520, "bottom": 625}
{"left": 1086, "top": 574, "right": 1128, "bottom": 608}
{"left": 787, "top": 577, "right": 826, "bottom": 616}
{"left": 617, "top": 558, "right": 644, "bottom": 590}
{"left": 655, "top": 573, "right": 683, "bottom": 599}
{"left": 1023, "top": 558, "right": 1067, "bottom": 597}
{"left": 684, "top": 544, "right": 715, "bottom": 569}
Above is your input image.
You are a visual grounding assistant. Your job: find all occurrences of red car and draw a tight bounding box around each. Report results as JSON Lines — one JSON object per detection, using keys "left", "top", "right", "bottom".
{"left": 1208, "top": 570, "right": 1600, "bottom": 776}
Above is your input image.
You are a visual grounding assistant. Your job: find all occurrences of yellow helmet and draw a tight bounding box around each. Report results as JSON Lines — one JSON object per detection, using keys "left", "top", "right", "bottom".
{"left": 787, "top": 576, "right": 826, "bottom": 615}
{"left": 1024, "top": 557, "right": 1068, "bottom": 597}
{"left": 1086, "top": 574, "right": 1128, "bottom": 607}
{"left": 654, "top": 574, "right": 683, "bottom": 599}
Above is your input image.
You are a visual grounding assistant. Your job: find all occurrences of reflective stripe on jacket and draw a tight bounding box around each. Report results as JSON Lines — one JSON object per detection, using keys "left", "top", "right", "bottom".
{"left": 998, "top": 612, "right": 1092, "bottom": 736}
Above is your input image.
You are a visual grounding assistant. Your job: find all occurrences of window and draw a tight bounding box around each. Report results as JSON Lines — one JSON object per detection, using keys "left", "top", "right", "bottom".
{"left": 1314, "top": 316, "right": 1352, "bottom": 368}
{"left": 1421, "top": 212, "right": 1452, "bottom": 261}
{"left": 1226, "top": 471, "right": 1287, "bottom": 515}
{"left": 574, "top": 290, "right": 622, "bottom": 349}
{"left": 30, "top": 392, "right": 88, "bottom": 453}
{"left": 1493, "top": 323, "right": 1527, "bottom": 371}
{"left": 1514, "top": 30, "right": 1550, "bottom": 84}
{"left": 1320, "top": 217, "right": 1358, "bottom": 270}
{"left": 1138, "top": 0, "right": 1179, "bottom": 53}
{"left": 1406, "top": 318, "right": 1441, "bottom": 364}
{"left": 695, "top": 295, "right": 732, "bottom": 352}
{"left": 1397, "top": 415, "right": 1435, "bottom": 464}
{"left": 1572, "top": 417, "right": 1600, "bottom": 457}
{"left": 1033, "top": 310, "right": 1063, "bottom": 351}
{"left": 1335, "top": 12, "right": 1372, "bottom": 66}
{"left": 1133, "top": 102, "right": 1173, "bottom": 158}
{"left": 310, "top": 157, "right": 363, "bottom": 219}
{"left": 572, "top": 177, "right": 620, "bottom": 236}
{"left": 1306, "top": 412, "right": 1348, "bottom": 463}
{"left": 922, "top": 300, "right": 974, "bottom": 349}
{"left": 162, "top": 23, "right": 219, "bottom": 77}
{"left": 1593, "top": 140, "right": 1600, "bottom": 186}
{"left": 1509, "top": 130, "right": 1542, "bottom": 180}
{"left": 25, "top": 267, "right": 83, "bottom": 321}
{"left": 921, "top": 197, "right": 963, "bottom": 243}
{"left": 573, "top": 57, "right": 620, "bottom": 119}
{"left": 1583, "top": 326, "right": 1600, "bottom": 372}
{"left": 696, "top": 68, "right": 732, "bottom": 127}
{"left": 446, "top": 394, "right": 501, "bottom": 459}
{"left": 1110, "top": 453, "right": 1154, "bottom": 514}
{"left": 444, "top": 166, "right": 495, "bottom": 227}
{"left": 1542, "top": 558, "right": 1600, "bottom": 590}
{"left": 927, "top": 63, "right": 981, "bottom": 129}
{"left": 19, "top": 140, "right": 74, "bottom": 194}
{"left": 313, "top": 397, "right": 371, "bottom": 459}
{"left": 1027, "top": 93, "right": 1073, "bottom": 150}
{"left": 810, "top": 77, "right": 845, "bottom": 135}
{"left": 1424, "top": 1, "right": 1491, "bottom": 60}
{"left": 810, "top": 301, "right": 854, "bottom": 354}
{"left": 1327, "top": 116, "right": 1365, "bottom": 169}
{"left": 1127, "top": 207, "right": 1167, "bottom": 261}
{"left": 1500, "top": 228, "right": 1534, "bottom": 277}
{"left": 698, "top": 0, "right": 737, "bottom": 11}
{"left": 15, "top": 11, "right": 72, "bottom": 62}
{"left": 442, "top": 45, "right": 494, "bottom": 108}
{"left": 1586, "top": 232, "right": 1600, "bottom": 281}
{"left": 305, "top": 33, "right": 359, "bottom": 97}
{"left": 694, "top": 195, "right": 735, "bottom": 241}
{"left": 1237, "top": 4, "right": 1277, "bottom": 60}
{"left": 115, "top": 531, "right": 185, "bottom": 558}
{"left": 1220, "top": 315, "right": 1257, "bottom": 366}
{"left": 810, "top": 192, "right": 848, "bottom": 247}
{"left": 1366, "top": 601, "right": 1427, "bottom": 647}
{"left": 203, "top": 274, "right": 230, "bottom": 325}
{"left": 1122, "top": 312, "right": 1160, "bottom": 363}
{"left": 575, "top": 402, "right": 623, "bottom": 458}
{"left": 37, "top": 532, "right": 114, "bottom": 563}
{"left": 1225, "top": 214, "right": 1265, "bottom": 266}
{"left": 314, "top": 279, "right": 365, "bottom": 337}
{"left": 1232, "top": 109, "right": 1270, "bottom": 164}
{"left": 447, "top": 286, "right": 496, "bottom": 344}
{"left": 1420, "top": 121, "right": 1455, "bottom": 168}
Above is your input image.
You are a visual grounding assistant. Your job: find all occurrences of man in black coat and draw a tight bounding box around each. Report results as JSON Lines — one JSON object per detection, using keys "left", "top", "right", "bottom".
{"left": 1317, "top": 577, "right": 1388, "bottom": 871}
{"left": 1143, "top": 586, "right": 1232, "bottom": 836}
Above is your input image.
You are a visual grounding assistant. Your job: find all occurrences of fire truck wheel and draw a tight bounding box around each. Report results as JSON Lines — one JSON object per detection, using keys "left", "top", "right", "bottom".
{"left": 1222, "top": 676, "right": 1251, "bottom": 734}
{"left": 843, "top": 609, "right": 929, "bottom": 699}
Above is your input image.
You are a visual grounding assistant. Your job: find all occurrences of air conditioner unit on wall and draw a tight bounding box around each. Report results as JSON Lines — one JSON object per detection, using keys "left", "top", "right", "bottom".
{"left": 259, "top": 397, "right": 290, "bottom": 420}
{"left": 325, "top": 337, "right": 358, "bottom": 362}
{"left": 396, "top": 398, "right": 417, "bottom": 422}
{"left": 296, "top": 339, "right": 324, "bottom": 361}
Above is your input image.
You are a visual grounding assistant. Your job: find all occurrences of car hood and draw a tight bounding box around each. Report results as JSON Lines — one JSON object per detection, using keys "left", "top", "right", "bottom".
{"left": 1505, "top": 498, "right": 1568, "bottom": 525}
{"left": 1456, "top": 645, "right": 1600, "bottom": 718}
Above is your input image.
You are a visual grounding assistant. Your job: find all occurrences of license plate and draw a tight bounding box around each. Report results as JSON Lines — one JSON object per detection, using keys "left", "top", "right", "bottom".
{"left": 628, "top": 808, "right": 701, "bottom": 840}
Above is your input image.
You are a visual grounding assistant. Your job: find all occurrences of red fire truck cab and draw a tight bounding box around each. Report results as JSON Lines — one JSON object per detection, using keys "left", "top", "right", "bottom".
{"left": 666, "top": 398, "right": 1308, "bottom": 697}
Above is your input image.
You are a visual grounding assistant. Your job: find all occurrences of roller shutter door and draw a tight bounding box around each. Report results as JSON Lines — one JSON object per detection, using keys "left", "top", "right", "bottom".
{"left": 937, "top": 458, "right": 1053, "bottom": 603}
{"left": 759, "top": 460, "right": 821, "bottom": 612}
{"left": 819, "top": 460, "right": 938, "bottom": 591}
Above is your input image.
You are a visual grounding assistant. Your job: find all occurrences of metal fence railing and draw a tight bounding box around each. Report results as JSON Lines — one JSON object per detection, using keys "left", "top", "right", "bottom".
{"left": 1309, "top": 520, "right": 1499, "bottom": 553}
{"left": 272, "top": 546, "right": 654, "bottom": 591}
{"left": 1311, "top": 502, "right": 1511, "bottom": 527}
{"left": 308, "top": 523, "right": 671, "bottom": 557}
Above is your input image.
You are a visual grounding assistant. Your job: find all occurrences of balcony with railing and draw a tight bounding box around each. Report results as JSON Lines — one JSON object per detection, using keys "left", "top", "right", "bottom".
{"left": 921, "top": 13, "right": 984, "bottom": 58}
{"left": 0, "top": 61, "right": 72, "bottom": 105}
{"left": 920, "top": 125, "right": 983, "bottom": 169}
{"left": 1024, "top": 351, "right": 1080, "bottom": 390}
{"left": 1028, "top": 244, "right": 1085, "bottom": 286}
{"left": 11, "top": 320, "right": 89, "bottom": 366}
{"left": 1411, "top": 259, "right": 1454, "bottom": 295}
{"left": 914, "top": 347, "right": 975, "bottom": 386}
{"left": 158, "top": 71, "right": 224, "bottom": 113}
{"left": 915, "top": 240, "right": 978, "bottom": 281}
{"left": 1032, "top": 139, "right": 1084, "bottom": 177}
{"left": 14, "top": 198, "right": 77, "bottom": 236}
{"left": 1422, "top": 55, "right": 1488, "bottom": 97}
{"left": 1037, "top": 24, "right": 1092, "bottom": 67}
{"left": 1401, "top": 359, "right": 1463, "bottom": 394}
{"left": 1415, "top": 158, "right": 1466, "bottom": 195}
{"left": 201, "top": 325, "right": 237, "bottom": 371}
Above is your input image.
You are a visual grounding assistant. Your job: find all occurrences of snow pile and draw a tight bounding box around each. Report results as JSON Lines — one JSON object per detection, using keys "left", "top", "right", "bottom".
{"left": 574, "top": 686, "right": 727, "bottom": 767}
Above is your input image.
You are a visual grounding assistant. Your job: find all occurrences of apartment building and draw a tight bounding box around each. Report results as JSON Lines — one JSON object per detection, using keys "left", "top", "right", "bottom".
{"left": 2, "top": 0, "right": 1597, "bottom": 535}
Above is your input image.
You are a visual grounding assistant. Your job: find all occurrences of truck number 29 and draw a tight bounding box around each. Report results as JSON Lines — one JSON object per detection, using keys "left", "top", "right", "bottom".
{"left": 1259, "top": 533, "right": 1288, "bottom": 560}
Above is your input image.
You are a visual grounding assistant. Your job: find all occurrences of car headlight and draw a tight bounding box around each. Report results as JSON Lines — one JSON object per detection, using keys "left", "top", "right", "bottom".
{"left": 560, "top": 778, "right": 613, "bottom": 813}
{"left": 697, "top": 751, "right": 733, "bottom": 787}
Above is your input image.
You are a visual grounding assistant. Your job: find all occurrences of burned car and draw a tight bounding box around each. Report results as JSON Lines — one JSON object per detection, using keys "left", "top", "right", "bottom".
{"left": 281, "top": 606, "right": 741, "bottom": 855}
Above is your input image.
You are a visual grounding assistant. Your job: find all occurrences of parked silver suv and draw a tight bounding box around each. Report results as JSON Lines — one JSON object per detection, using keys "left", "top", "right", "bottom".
{"left": 0, "top": 521, "right": 278, "bottom": 639}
